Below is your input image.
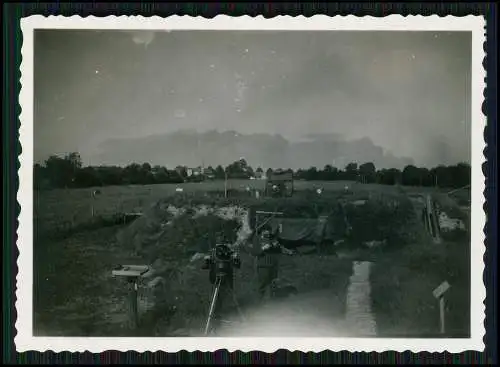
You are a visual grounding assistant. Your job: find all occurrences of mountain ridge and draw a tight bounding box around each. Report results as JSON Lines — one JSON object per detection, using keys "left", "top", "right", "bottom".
{"left": 88, "top": 129, "right": 415, "bottom": 170}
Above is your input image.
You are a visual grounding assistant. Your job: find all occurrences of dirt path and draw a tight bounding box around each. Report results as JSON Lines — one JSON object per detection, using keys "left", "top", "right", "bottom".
{"left": 216, "top": 290, "right": 347, "bottom": 337}
{"left": 345, "top": 261, "right": 377, "bottom": 336}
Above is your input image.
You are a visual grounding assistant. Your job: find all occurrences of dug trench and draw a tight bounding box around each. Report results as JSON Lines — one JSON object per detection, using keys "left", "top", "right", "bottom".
{"left": 33, "top": 188, "right": 470, "bottom": 337}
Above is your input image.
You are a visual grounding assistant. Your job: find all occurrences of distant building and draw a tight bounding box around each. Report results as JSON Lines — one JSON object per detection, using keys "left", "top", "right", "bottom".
{"left": 187, "top": 167, "right": 203, "bottom": 177}
{"left": 203, "top": 167, "right": 215, "bottom": 180}
{"left": 266, "top": 170, "right": 294, "bottom": 197}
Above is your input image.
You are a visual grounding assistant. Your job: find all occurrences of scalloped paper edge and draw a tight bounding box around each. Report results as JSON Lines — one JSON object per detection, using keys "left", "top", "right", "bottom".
{"left": 16, "top": 14, "right": 487, "bottom": 353}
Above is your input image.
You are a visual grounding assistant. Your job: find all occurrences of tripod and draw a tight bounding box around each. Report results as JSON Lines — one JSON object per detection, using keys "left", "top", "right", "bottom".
{"left": 204, "top": 273, "right": 246, "bottom": 336}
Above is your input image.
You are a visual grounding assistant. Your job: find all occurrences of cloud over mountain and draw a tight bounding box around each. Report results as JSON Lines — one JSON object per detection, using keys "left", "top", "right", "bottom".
{"left": 89, "top": 129, "right": 414, "bottom": 170}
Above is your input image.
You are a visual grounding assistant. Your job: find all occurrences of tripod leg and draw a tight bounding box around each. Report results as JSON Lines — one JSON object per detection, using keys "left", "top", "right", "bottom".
{"left": 204, "top": 278, "right": 221, "bottom": 336}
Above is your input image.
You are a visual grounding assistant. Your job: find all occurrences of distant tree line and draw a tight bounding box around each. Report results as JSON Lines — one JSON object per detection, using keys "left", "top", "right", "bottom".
{"left": 294, "top": 162, "right": 470, "bottom": 188}
{"left": 34, "top": 152, "right": 471, "bottom": 190}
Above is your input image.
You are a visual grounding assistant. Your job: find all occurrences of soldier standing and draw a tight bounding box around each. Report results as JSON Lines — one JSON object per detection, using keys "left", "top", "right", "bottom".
{"left": 253, "top": 224, "right": 294, "bottom": 301}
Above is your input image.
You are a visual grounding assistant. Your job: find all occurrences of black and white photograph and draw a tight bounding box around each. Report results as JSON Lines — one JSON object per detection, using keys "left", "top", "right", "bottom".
{"left": 17, "top": 15, "right": 485, "bottom": 352}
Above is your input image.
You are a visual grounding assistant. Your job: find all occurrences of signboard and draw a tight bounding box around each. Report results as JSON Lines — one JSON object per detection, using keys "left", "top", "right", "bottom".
{"left": 432, "top": 280, "right": 451, "bottom": 334}
{"left": 112, "top": 265, "right": 150, "bottom": 278}
{"left": 432, "top": 280, "right": 451, "bottom": 299}
{"left": 111, "top": 264, "right": 151, "bottom": 330}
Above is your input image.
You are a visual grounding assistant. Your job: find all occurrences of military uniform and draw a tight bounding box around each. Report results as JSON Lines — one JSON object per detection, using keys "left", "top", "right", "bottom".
{"left": 253, "top": 227, "right": 293, "bottom": 300}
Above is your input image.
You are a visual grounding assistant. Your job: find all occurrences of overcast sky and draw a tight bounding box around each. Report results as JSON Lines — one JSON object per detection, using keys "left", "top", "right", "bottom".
{"left": 34, "top": 30, "right": 471, "bottom": 167}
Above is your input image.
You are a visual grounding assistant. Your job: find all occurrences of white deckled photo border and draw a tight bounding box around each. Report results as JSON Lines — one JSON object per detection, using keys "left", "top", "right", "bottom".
{"left": 17, "top": 14, "right": 486, "bottom": 353}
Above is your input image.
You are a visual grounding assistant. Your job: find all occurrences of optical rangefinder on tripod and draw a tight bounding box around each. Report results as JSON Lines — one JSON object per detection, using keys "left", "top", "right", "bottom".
{"left": 201, "top": 243, "right": 244, "bottom": 335}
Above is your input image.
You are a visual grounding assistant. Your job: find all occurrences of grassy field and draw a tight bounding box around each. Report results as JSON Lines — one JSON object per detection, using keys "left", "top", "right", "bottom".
{"left": 34, "top": 181, "right": 359, "bottom": 336}
{"left": 370, "top": 238, "right": 470, "bottom": 337}
{"left": 34, "top": 225, "right": 139, "bottom": 336}
{"left": 34, "top": 179, "right": 358, "bottom": 236}
{"left": 370, "top": 184, "right": 471, "bottom": 337}
{"left": 33, "top": 180, "right": 471, "bottom": 337}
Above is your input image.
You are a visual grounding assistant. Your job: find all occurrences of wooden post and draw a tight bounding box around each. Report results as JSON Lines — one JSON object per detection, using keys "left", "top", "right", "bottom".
{"left": 128, "top": 278, "right": 139, "bottom": 330}
{"left": 426, "top": 195, "right": 441, "bottom": 243}
{"left": 439, "top": 297, "right": 445, "bottom": 334}
{"left": 90, "top": 189, "right": 101, "bottom": 219}
{"left": 224, "top": 171, "right": 228, "bottom": 198}
{"left": 111, "top": 265, "right": 149, "bottom": 332}
{"left": 425, "top": 195, "right": 433, "bottom": 236}
{"left": 432, "top": 281, "right": 450, "bottom": 335}
{"left": 90, "top": 190, "right": 95, "bottom": 218}
{"left": 422, "top": 208, "right": 429, "bottom": 232}
{"left": 431, "top": 197, "right": 441, "bottom": 243}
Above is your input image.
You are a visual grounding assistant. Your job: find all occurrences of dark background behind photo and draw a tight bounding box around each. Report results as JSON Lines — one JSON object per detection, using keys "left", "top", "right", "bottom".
{"left": 3, "top": 2, "right": 497, "bottom": 365}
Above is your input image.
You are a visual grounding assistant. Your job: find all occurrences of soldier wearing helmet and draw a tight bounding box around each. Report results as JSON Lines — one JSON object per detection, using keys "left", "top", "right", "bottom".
{"left": 253, "top": 223, "right": 294, "bottom": 301}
